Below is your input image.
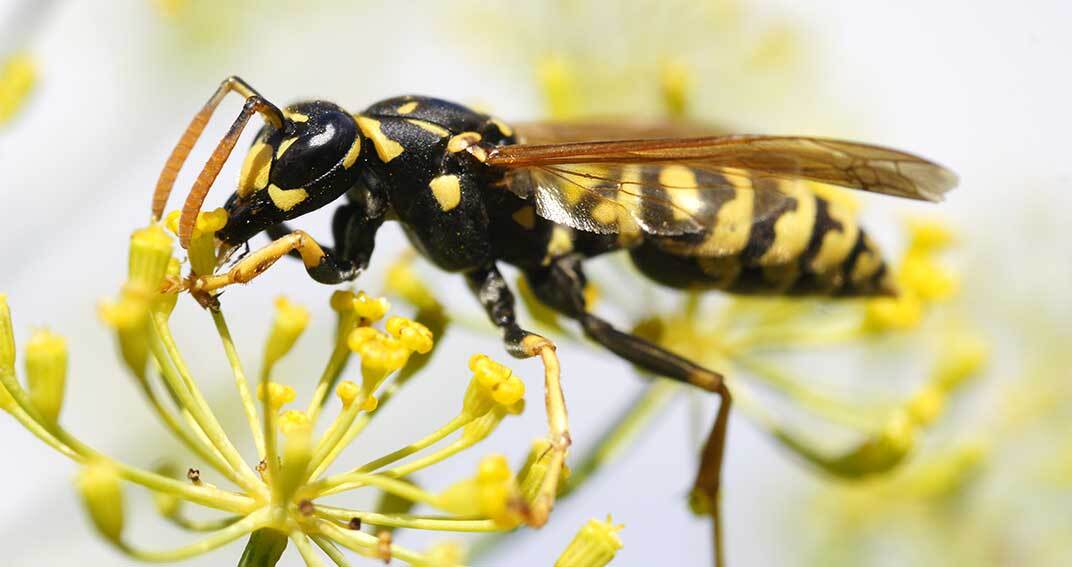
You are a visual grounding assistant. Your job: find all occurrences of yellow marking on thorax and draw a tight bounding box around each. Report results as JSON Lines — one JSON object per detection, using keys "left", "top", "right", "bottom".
{"left": 810, "top": 198, "right": 859, "bottom": 273}
{"left": 268, "top": 184, "right": 309, "bottom": 212}
{"left": 428, "top": 174, "right": 462, "bottom": 212}
{"left": 850, "top": 235, "right": 883, "bottom": 284}
{"left": 396, "top": 101, "right": 419, "bottom": 114}
{"left": 757, "top": 179, "right": 817, "bottom": 266}
{"left": 342, "top": 136, "right": 362, "bottom": 169}
{"left": 489, "top": 117, "right": 513, "bottom": 137}
{"left": 285, "top": 111, "right": 308, "bottom": 123}
{"left": 276, "top": 136, "right": 299, "bottom": 159}
{"left": 512, "top": 206, "right": 536, "bottom": 230}
{"left": 238, "top": 141, "right": 272, "bottom": 198}
{"left": 659, "top": 165, "right": 702, "bottom": 221}
{"left": 355, "top": 115, "right": 405, "bottom": 162}
{"left": 698, "top": 167, "right": 753, "bottom": 256}
{"left": 406, "top": 118, "right": 449, "bottom": 137}
{"left": 447, "top": 131, "right": 482, "bottom": 153}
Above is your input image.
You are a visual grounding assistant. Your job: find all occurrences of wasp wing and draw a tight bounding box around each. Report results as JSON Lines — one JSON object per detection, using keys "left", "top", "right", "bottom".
{"left": 511, "top": 119, "right": 730, "bottom": 144}
{"left": 488, "top": 135, "right": 957, "bottom": 237}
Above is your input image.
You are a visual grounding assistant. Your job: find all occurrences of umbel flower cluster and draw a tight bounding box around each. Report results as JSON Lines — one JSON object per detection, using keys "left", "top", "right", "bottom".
{"left": 0, "top": 216, "right": 621, "bottom": 567}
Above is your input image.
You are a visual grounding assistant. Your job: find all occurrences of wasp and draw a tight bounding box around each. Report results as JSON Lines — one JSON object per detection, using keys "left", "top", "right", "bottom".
{"left": 151, "top": 77, "right": 957, "bottom": 565}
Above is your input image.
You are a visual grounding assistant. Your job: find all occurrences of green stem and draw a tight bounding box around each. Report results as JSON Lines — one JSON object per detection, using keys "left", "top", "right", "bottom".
{"left": 316, "top": 506, "right": 499, "bottom": 532}
{"left": 118, "top": 509, "right": 266, "bottom": 563}
{"left": 311, "top": 536, "right": 352, "bottom": 567}
{"left": 290, "top": 532, "right": 327, "bottom": 567}
{"left": 212, "top": 310, "right": 266, "bottom": 459}
{"left": 237, "top": 528, "right": 288, "bottom": 567}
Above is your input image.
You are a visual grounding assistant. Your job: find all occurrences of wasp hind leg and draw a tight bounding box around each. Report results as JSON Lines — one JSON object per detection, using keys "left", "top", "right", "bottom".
{"left": 523, "top": 254, "right": 731, "bottom": 567}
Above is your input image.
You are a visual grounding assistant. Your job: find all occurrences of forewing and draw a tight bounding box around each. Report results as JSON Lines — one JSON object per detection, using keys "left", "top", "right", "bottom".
{"left": 511, "top": 119, "right": 729, "bottom": 144}
{"left": 505, "top": 162, "right": 795, "bottom": 237}
{"left": 490, "top": 135, "right": 958, "bottom": 202}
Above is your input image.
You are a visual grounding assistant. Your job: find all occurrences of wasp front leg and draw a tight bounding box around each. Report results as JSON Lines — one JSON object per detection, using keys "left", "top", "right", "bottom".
{"left": 524, "top": 254, "right": 732, "bottom": 567}
{"left": 464, "top": 264, "right": 570, "bottom": 528}
{"left": 193, "top": 203, "right": 384, "bottom": 296}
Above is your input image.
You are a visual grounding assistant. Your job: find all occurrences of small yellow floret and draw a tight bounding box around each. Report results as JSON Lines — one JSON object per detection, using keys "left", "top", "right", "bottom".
{"left": 195, "top": 208, "right": 229, "bottom": 234}
{"left": 906, "top": 385, "right": 945, "bottom": 426}
{"left": 491, "top": 376, "right": 525, "bottom": 406}
{"left": 352, "top": 291, "right": 390, "bottom": 322}
{"left": 257, "top": 382, "right": 296, "bottom": 409}
{"left": 0, "top": 53, "right": 37, "bottom": 125}
{"left": 361, "top": 395, "right": 379, "bottom": 412}
{"left": 386, "top": 316, "right": 434, "bottom": 354}
{"left": 279, "top": 410, "right": 311, "bottom": 437}
{"left": 25, "top": 329, "right": 68, "bottom": 425}
{"left": 75, "top": 460, "right": 125, "bottom": 544}
{"left": 907, "top": 218, "right": 955, "bottom": 253}
{"left": 555, "top": 516, "right": 624, "bottom": 567}
{"left": 128, "top": 224, "right": 174, "bottom": 291}
{"left": 900, "top": 254, "right": 958, "bottom": 301}
{"left": 336, "top": 380, "right": 360, "bottom": 407}
{"left": 863, "top": 293, "right": 923, "bottom": 332}
{"left": 934, "top": 333, "right": 988, "bottom": 391}
{"left": 1, "top": 293, "right": 15, "bottom": 373}
{"left": 330, "top": 290, "right": 356, "bottom": 312}
{"left": 660, "top": 59, "right": 692, "bottom": 118}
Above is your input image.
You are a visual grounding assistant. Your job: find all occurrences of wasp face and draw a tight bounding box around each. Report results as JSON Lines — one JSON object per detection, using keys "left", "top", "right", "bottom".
{"left": 217, "top": 100, "right": 364, "bottom": 245}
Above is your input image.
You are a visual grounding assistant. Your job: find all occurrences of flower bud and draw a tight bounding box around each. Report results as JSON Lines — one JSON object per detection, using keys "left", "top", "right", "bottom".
{"left": 0, "top": 294, "right": 14, "bottom": 374}
{"left": 156, "top": 258, "right": 182, "bottom": 317}
{"left": 168, "top": 209, "right": 227, "bottom": 276}
{"left": 422, "top": 542, "right": 467, "bottom": 567}
{"left": 128, "top": 224, "right": 174, "bottom": 292}
{"left": 76, "top": 460, "right": 125, "bottom": 545}
{"left": 257, "top": 382, "right": 296, "bottom": 409}
{"left": 352, "top": 291, "right": 390, "bottom": 323}
{"left": 518, "top": 438, "right": 570, "bottom": 503}
{"left": 336, "top": 380, "right": 360, "bottom": 408}
{"left": 934, "top": 333, "right": 988, "bottom": 391}
{"left": 98, "top": 297, "right": 151, "bottom": 381}
{"left": 555, "top": 517, "right": 624, "bottom": 567}
{"left": 862, "top": 293, "right": 923, "bottom": 333}
{"left": 827, "top": 411, "right": 915, "bottom": 479}
{"left": 263, "top": 296, "right": 310, "bottom": 371}
{"left": 25, "top": 329, "right": 67, "bottom": 425}
{"left": 349, "top": 327, "right": 409, "bottom": 392}
{"left": 462, "top": 355, "right": 525, "bottom": 418}
{"left": 151, "top": 464, "right": 182, "bottom": 518}
{"left": 386, "top": 317, "right": 434, "bottom": 354}
{"left": 438, "top": 455, "right": 522, "bottom": 528}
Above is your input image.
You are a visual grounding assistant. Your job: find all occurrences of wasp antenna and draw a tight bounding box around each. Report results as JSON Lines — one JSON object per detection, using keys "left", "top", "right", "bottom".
{"left": 151, "top": 76, "right": 283, "bottom": 226}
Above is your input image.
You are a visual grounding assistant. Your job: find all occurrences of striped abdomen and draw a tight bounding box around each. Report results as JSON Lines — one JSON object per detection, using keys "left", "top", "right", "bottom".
{"left": 627, "top": 167, "right": 895, "bottom": 297}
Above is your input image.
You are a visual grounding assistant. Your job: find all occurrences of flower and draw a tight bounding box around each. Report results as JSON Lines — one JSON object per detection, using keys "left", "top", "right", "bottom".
{"left": 555, "top": 516, "right": 624, "bottom": 567}
{"left": 0, "top": 222, "right": 572, "bottom": 566}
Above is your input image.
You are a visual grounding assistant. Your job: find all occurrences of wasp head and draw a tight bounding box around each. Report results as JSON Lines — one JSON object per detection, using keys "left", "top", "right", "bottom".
{"left": 217, "top": 100, "right": 364, "bottom": 246}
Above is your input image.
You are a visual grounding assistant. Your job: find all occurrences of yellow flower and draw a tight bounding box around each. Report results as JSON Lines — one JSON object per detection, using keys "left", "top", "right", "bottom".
{"left": 0, "top": 53, "right": 36, "bottom": 125}
{"left": 438, "top": 455, "right": 524, "bottom": 528}
{"left": 257, "top": 382, "right": 296, "bottom": 409}
{"left": 76, "top": 460, "right": 126, "bottom": 545}
{"left": 263, "top": 296, "right": 311, "bottom": 371}
{"left": 352, "top": 291, "right": 391, "bottom": 323}
{"left": 25, "top": 329, "right": 68, "bottom": 426}
{"left": 386, "top": 316, "right": 434, "bottom": 354}
{"left": 555, "top": 516, "right": 624, "bottom": 567}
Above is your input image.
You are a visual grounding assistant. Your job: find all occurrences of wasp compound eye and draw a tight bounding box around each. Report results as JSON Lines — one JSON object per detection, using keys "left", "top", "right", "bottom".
{"left": 272, "top": 101, "right": 361, "bottom": 190}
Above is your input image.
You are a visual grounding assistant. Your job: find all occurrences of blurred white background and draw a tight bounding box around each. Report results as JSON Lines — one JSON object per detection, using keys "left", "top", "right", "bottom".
{"left": 1, "top": 1, "right": 1070, "bottom": 565}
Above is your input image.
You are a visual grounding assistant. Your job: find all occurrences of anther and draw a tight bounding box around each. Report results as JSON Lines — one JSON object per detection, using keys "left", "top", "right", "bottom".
{"left": 186, "top": 468, "right": 201, "bottom": 485}
{"left": 298, "top": 499, "right": 315, "bottom": 516}
{"left": 348, "top": 517, "right": 362, "bottom": 530}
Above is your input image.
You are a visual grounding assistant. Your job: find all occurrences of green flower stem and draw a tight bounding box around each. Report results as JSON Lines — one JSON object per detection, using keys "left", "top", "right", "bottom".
{"left": 316, "top": 506, "right": 499, "bottom": 532}
{"left": 164, "top": 511, "right": 242, "bottom": 532}
{"left": 2, "top": 394, "right": 81, "bottom": 460}
{"left": 306, "top": 336, "right": 352, "bottom": 422}
{"left": 317, "top": 520, "right": 426, "bottom": 565}
{"left": 311, "top": 535, "right": 352, "bottom": 567}
{"left": 211, "top": 309, "right": 266, "bottom": 459}
{"left": 238, "top": 528, "right": 288, "bottom": 567}
{"left": 305, "top": 393, "right": 368, "bottom": 481}
{"left": 353, "top": 414, "right": 471, "bottom": 474}
{"left": 4, "top": 365, "right": 256, "bottom": 513}
{"left": 734, "top": 355, "right": 888, "bottom": 429}
{"left": 315, "top": 434, "right": 478, "bottom": 498}
{"left": 148, "top": 332, "right": 253, "bottom": 490}
{"left": 290, "top": 532, "right": 327, "bottom": 567}
{"left": 118, "top": 509, "right": 267, "bottom": 562}
{"left": 136, "top": 362, "right": 238, "bottom": 485}
{"left": 319, "top": 473, "right": 439, "bottom": 507}
{"left": 151, "top": 312, "right": 263, "bottom": 493}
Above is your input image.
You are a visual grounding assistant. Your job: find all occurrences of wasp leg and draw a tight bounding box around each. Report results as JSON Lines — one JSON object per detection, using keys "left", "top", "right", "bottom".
{"left": 524, "top": 254, "right": 731, "bottom": 567}
{"left": 262, "top": 202, "right": 385, "bottom": 282}
{"left": 464, "top": 264, "right": 570, "bottom": 528}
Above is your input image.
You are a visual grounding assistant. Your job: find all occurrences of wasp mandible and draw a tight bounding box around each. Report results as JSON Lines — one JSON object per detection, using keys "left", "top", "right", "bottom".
{"left": 151, "top": 77, "right": 957, "bottom": 566}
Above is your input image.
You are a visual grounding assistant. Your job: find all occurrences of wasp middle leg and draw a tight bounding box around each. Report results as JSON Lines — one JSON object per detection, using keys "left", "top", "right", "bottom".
{"left": 464, "top": 264, "right": 570, "bottom": 528}
{"left": 523, "top": 254, "right": 732, "bottom": 567}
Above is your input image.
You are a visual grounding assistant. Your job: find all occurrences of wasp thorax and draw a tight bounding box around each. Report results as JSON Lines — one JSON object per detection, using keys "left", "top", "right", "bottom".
{"left": 221, "top": 100, "right": 364, "bottom": 246}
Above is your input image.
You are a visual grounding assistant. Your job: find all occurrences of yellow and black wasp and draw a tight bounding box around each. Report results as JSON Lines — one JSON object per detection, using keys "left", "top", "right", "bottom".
{"left": 151, "top": 76, "right": 957, "bottom": 565}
